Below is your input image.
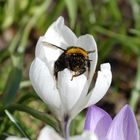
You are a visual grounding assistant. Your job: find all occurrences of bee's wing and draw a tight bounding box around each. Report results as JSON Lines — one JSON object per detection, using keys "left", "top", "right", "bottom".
{"left": 42, "top": 41, "right": 65, "bottom": 51}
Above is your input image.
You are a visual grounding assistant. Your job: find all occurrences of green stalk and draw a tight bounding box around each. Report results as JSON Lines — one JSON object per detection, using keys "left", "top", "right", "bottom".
{"left": 4, "top": 104, "right": 60, "bottom": 132}
{"left": 129, "top": 57, "right": 140, "bottom": 111}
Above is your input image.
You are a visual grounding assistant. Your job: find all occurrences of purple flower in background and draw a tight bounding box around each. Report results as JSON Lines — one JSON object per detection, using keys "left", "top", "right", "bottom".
{"left": 84, "top": 105, "right": 139, "bottom": 140}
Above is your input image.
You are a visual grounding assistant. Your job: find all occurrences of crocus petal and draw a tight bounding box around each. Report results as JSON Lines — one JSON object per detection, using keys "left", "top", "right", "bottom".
{"left": 44, "top": 16, "right": 77, "bottom": 48}
{"left": 37, "top": 126, "right": 63, "bottom": 140}
{"left": 69, "top": 35, "right": 98, "bottom": 118}
{"left": 106, "top": 105, "right": 139, "bottom": 140}
{"left": 58, "top": 69, "right": 87, "bottom": 114}
{"left": 30, "top": 16, "right": 100, "bottom": 120}
{"left": 86, "top": 63, "right": 112, "bottom": 107}
{"left": 37, "top": 126, "right": 98, "bottom": 140}
{"left": 35, "top": 17, "right": 78, "bottom": 74}
{"left": 71, "top": 131, "right": 98, "bottom": 140}
{"left": 29, "top": 58, "right": 62, "bottom": 118}
{"left": 76, "top": 34, "right": 97, "bottom": 52}
{"left": 35, "top": 36, "right": 63, "bottom": 74}
{"left": 6, "top": 136, "right": 28, "bottom": 140}
{"left": 76, "top": 34, "right": 98, "bottom": 83}
{"left": 84, "top": 105, "right": 112, "bottom": 140}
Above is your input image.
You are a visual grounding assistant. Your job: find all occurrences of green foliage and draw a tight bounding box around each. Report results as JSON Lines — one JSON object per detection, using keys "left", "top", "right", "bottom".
{"left": 130, "top": 57, "right": 140, "bottom": 111}
{"left": 64, "top": 0, "right": 78, "bottom": 28}
{"left": 4, "top": 109, "right": 31, "bottom": 139}
{"left": 0, "top": 0, "right": 140, "bottom": 138}
{"left": 3, "top": 66, "right": 22, "bottom": 106}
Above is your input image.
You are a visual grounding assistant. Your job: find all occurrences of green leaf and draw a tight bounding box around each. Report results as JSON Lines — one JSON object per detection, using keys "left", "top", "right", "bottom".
{"left": 3, "top": 66, "right": 22, "bottom": 106}
{"left": 0, "top": 49, "right": 10, "bottom": 63}
{"left": 0, "top": 134, "right": 8, "bottom": 140}
{"left": 130, "top": 57, "right": 140, "bottom": 111}
{"left": 130, "top": 29, "right": 140, "bottom": 37}
{"left": 2, "top": 0, "right": 16, "bottom": 29}
{"left": 64, "top": 0, "right": 78, "bottom": 28}
{"left": 94, "top": 26, "right": 140, "bottom": 55}
{"left": 5, "top": 109, "right": 31, "bottom": 139}
{"left": 6, "top": 104, "right": 60, "bottom": 132}
{"left": 107, "top": 0, "right": 122, "bottom": 21}
{"left": 129, "top": 0, "right": 140, "bottom": 29}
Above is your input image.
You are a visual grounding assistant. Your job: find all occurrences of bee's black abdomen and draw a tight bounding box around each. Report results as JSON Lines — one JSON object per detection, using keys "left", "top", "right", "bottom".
{"left": 54, "top": 53, "right": 68, "bottom": 79}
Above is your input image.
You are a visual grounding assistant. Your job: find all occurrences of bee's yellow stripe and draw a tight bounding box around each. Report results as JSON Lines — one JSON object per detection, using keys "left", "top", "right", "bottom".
{"left": 66, "top": 48, "right": 88, "bottom": 58}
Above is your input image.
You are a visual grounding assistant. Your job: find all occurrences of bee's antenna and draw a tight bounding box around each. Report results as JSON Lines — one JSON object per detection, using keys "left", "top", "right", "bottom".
{"left": 43, "top": 41, "right": 65, "bottom": 51}
{"left": 87, "top": 50, "right": 95, "bottom": 54}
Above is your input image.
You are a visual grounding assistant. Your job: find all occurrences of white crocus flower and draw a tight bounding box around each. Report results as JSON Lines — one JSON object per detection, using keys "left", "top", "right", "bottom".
{"left": 38, "top": 126, "right": 98, "bottom": 140}
{"left": 6, "top": 126, "right": 98, "bottom": 140}
{"left": 29, "top": 16, "right": 112, "bottom": 121}
{"left": 5, "top": 136, "right": 28, "bottom": 140}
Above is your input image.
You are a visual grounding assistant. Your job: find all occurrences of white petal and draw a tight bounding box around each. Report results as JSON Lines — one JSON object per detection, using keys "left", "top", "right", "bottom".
{"left": 35, "top": 16, "right": 78, "bottom": 73}
{"left": 37, "top": 126, "right": 63, "bottom": 140}
{"left": 44, "top": 16, "right": 77, "bottom": 48}
{"left": 37, "top": 126, "right": 98, "bottom": 140}
{"left": 76, "top": 34, "right": 98, "bottom": 79}
{"left": 71, "top": 131, "right": 98, "bottom": 140}
{"left": 35, "top": 36, "right": 63, "bottom": 74}
{"left": 29, "top": 58, "right": 62, "bottom": 118}
{"left": 76, "top": 34, "right": 97, "bottom": 53}
{"left": 69, "top": 35, "right": 98, "bottom": 117}
{"left": 58, "top": 69, "right": 87, "bottom": 114}
{"left": 86, "top": 63, "right": 112, "bottom": 107}
{"left": 6, "top": 136, "right": 28, "bottom": 140}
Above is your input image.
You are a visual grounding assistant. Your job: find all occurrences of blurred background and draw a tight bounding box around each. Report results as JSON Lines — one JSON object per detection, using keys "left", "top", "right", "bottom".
{"left": 0, "top": 0, "right": 140, "bottom": 139}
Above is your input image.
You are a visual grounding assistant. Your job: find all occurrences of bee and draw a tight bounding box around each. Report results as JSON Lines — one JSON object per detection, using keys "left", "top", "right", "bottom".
{"left": 43, "top": 42, "right": 95, "bottom": 80}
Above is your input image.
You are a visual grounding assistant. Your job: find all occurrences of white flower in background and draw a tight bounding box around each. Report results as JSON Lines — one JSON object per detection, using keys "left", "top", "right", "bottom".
{"left": 6, "top": 126, "right": 98, "bottom": 140}
{"left": 29, "top": 16, "right": 112, "bottom": 121}
{"left": 6, "top": 136, "right": 28, "bottom": 140}
{"left": 38, "top": 126, "right": 98, "bottom": 140}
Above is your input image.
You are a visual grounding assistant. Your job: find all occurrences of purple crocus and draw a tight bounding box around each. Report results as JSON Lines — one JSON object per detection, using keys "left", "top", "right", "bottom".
{"left": 84, "top": 105, "right": 139, "bottom": 140}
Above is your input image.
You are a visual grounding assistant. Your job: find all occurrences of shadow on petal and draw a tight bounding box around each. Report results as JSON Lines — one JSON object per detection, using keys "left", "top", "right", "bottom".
{"left": 29, "top": 58, "right": 61, "bottom": 118}
{"left": 86, "top": 63, "right": 112, "bottom": 107}
{"left": 58, "top": 69, "right": 87, "bottom": 114}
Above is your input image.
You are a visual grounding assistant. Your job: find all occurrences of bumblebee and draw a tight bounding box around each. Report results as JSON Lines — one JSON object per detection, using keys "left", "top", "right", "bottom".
{"left": 43, "top": 42, "right": 95, "bottom": 80}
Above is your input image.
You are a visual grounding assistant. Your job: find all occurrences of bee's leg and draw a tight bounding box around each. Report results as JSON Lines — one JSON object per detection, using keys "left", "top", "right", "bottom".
{"left": 71, "top": 68, "right": 86, "bottom": 81}
{"left": 71, "top": 71, "right": 75, "bottom": 81}
{"left": 87, "top": 60, "right": 91, "bottom": 79}
{"left": 54, "top": 69, "right": 58, "bottom": 80}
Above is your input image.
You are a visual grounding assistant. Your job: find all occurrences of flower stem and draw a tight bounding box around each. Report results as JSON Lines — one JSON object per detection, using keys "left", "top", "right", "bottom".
{"left": 64, "top": 120, "right": 70, "bottom": 140}
{"left": 61, "top": 115, "right": 71, "bottom": 140}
